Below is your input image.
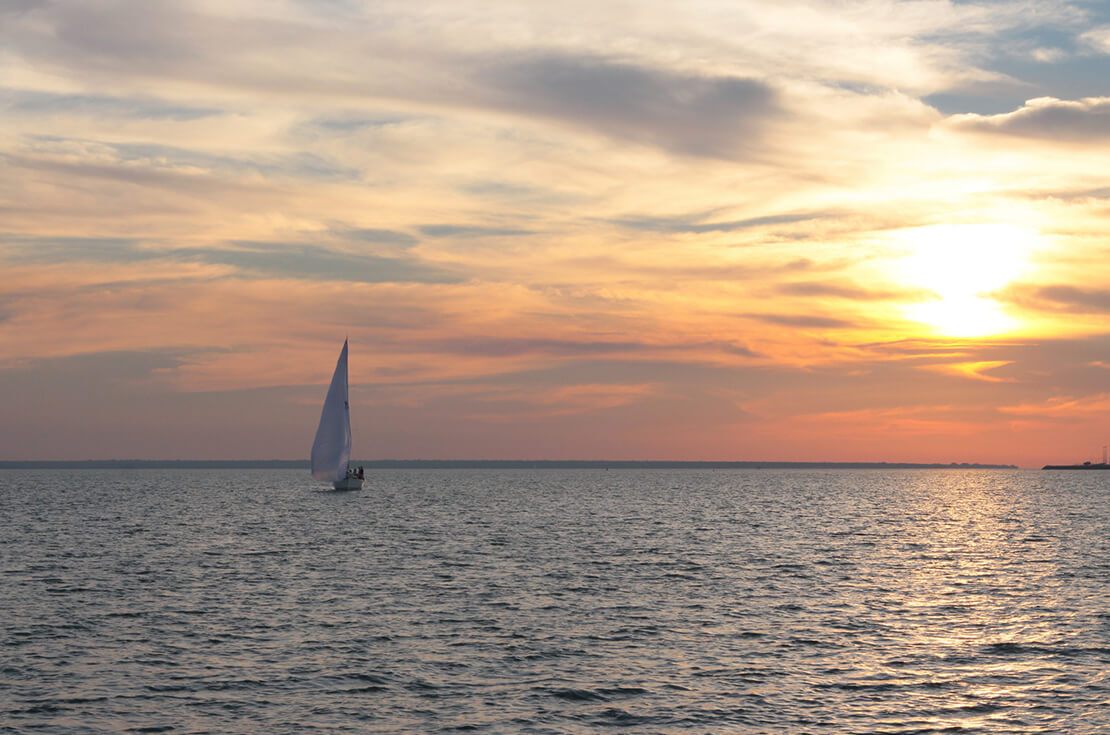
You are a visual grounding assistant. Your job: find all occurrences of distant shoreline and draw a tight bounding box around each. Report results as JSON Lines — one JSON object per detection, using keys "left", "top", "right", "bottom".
{"left": 1042, "top": 463, "right": 1110, "bottom": 470}
{"left": 0, "top": 459, "right": 1019, "bottom": 470}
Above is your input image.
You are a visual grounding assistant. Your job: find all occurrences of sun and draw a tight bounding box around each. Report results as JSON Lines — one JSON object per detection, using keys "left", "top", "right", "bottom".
{"left": 890, "top": 223, "right": 1037, "bottom": 337}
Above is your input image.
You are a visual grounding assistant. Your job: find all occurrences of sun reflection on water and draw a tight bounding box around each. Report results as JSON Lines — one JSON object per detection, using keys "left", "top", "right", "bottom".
{"left": 876, "top": 471, "right": 1077, "bottom": 727}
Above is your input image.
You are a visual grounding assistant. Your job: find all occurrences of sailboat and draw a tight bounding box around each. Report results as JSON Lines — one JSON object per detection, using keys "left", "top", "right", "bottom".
{"left": 311, "top": 339, "right": 363, "bottom": 491}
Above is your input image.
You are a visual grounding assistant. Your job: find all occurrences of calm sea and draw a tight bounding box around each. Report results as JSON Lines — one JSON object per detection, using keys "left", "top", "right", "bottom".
{"left": 1, "top": 469, "right": 1107, "bottom": 734}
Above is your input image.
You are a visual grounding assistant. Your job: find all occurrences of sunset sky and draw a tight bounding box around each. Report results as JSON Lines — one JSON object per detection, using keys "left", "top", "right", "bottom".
{"left": 2, "top": 0, "right": 1108, "bottom": 466}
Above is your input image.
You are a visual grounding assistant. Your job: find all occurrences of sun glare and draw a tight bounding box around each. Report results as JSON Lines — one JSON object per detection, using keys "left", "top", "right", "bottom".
{"left": 891, "top": 224, "right": 1037, "bottom": 337}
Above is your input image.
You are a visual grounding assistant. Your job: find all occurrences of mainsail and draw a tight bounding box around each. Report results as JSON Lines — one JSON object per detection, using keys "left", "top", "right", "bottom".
{"left": 310, "top": 340, "right": 352, "bottom": 482}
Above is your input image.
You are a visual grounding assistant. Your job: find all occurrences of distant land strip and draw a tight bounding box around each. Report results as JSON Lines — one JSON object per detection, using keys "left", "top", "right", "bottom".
{"left": 0, "top": 459, "right": 1019, "bottom": 470}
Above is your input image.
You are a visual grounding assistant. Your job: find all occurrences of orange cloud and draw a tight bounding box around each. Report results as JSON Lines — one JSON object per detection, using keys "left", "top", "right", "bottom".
{"left": 1000, "top": 393, "right": 1110, "bottom": 418}
{"left": 921, "top": 360, "right": 1014, "bottom": 383}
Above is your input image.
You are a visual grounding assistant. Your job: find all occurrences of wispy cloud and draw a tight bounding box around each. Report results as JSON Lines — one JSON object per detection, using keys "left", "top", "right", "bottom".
{"left": 1000, "top": 392, "right": 1110, "bottom": 418}
{"left": 0, "top": 0, "right": 47, "bottom": 18}
{"left": 340, "top": 228, "right": 419, "bottom": 248}
{"left": 611, "top": 211, "right": 832, "bottom": 234}
{"left": 1, "top": 236, "right": 458, "bottom": 284}
{"left": 465, "top": 381, "right": 660, "bottom": 421}
{"left": 0, "top": 89, "right": 222, "bottom": 121}
{"left": 3, "top": 236, "right": 149, "bottom": 263}
{"left": 7, "top": 136, "right": 360, "bottom": 191}
{"left": 999, "top": 283, "right": 1110, "bottom": 314}
{"left": 1079, "top": 26, "right": 1110, "bottom": 54}
{"left": 922, "top": 360, "right": 1015, "bottom": 383}
{"left": 419, "top": 224, "right": 534, "bottom": 238}
{"left": 746, "top": 313, "right": 859, "bottom": 329}
{"left": 188, "top": 242, "right": 459, "bottom": 284}
{"left": 776, "top": 280, "right": 925, "bottom": 301}
{"left": 418, "top": 337, "right": 760, "bottom": 360}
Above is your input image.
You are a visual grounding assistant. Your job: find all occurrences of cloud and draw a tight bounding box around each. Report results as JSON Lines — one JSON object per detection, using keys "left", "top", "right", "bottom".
{"left": 1, "top": 236, "right": 458, "bottom": 284}
{"left": 0, "top": 89, "right": 222, "bottom": 121}
{"left": 2, "top": 236, "right": 149, "bottom": 264}
{"left": 0, "top": 0, "right": 44, "bottom": 16}
{"left": 304, "top": 114, "right": 413, "bottom": 134}
{"left": 458, "top": 381, "right": 661, "bottom": 421}
{"left": 419, "top": 337, "right": 759, "bottom": 360}
{"left": 999, "top": 283, "right": 1110, "bottom": 314}
{"left": 746, "top": 313, "right": 858, "bottom": 329}
{"left": 187, "top": 242, "right": 459, "bottom": 284}
{"left": 1032, "top": 285, "right": 1110, "bottom": 313}
{"left": 776, "top": 280, "right": 923, "bottom": 301}
{"left": 476, "top": 53, "right": 778, "bottom": 158}
{"left": 47, "top": 1, "right": 200, "bottom": 70}
{"left": 4, "top": 152, "right": 238, "bottom": 197}
{"left": 7, "top": 136, "right": 360, "bottom": 190}
{"left": 922, "top": 360, "right": 1015, "bottom": 383}
{"left": 1079, "top": 27, "right": 1110, "bottom": 54}
{"left": 948, "top": 97, "right": 1110, "bottom": 141}
{"left": 341, "top": 228, "right": 419, "bottom": 247}
{"left": 425, "top": 337, "right": 649, "bottom": 358}
{"left": 1017, "top": 183, "right": 1110, "bottom": 202}
{"left": 854, "top": 336, "right": 1110, "bottom": 397}
{"left": 0, "top": 349, "right": 332, "bottom": 460}
{"left": 611, "top": 211, "right": 832, "bottom": 234}
{"left": 0, "top": 348, "right": 215, "bottom": 401}
{"left": 1000, "top": 393, "right": 1110, "bottom": 418}
{"left": 104, "top": 141, "right": 358, "bottom": 181}
{"left": 1030, "top": 47, "right": 1066, "bottom": 63}
{"left": 419, "top": 224, "right": 533, "bottom": 238}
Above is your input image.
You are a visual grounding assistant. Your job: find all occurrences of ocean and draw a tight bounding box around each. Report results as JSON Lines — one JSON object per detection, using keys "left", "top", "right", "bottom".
{"left": 1, "top": 469, "right": 1107, "bottom": 733}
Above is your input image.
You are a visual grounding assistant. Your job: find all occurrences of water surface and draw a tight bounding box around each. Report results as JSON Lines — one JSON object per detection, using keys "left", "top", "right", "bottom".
{"left": 2, "top": 469, "right": 1107, "bottom": 733}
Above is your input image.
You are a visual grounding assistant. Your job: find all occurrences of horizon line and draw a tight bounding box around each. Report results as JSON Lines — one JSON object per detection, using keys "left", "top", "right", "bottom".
{"left": 0, "top": 458, "right": 1022, "bottom": 469}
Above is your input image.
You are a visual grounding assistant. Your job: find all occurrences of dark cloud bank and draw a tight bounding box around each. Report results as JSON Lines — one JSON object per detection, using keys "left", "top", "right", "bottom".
{"left": 477, "top": 53, "right": 779, "bottom": 158}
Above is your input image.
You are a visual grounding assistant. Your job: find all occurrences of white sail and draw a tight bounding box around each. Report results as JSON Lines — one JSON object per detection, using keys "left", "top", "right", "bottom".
{"left": 310, "top": 340, "right": 352, "bottom": 482}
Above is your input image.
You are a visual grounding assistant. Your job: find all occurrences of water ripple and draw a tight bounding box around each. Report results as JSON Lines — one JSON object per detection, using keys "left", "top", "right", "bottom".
{"left": 1, "top": 468, "right": 1107, "bottom": 733}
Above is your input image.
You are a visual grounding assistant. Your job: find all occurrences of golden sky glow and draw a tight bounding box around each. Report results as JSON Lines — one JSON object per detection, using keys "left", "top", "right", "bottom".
{"left": 1, "top": 1, "right": 1108, "bottom": 465}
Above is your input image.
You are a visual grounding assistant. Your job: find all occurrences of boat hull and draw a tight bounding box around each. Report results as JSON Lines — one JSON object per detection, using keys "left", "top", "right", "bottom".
{"left": 332, "top": 477, "right": 363, "bottom": 491}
